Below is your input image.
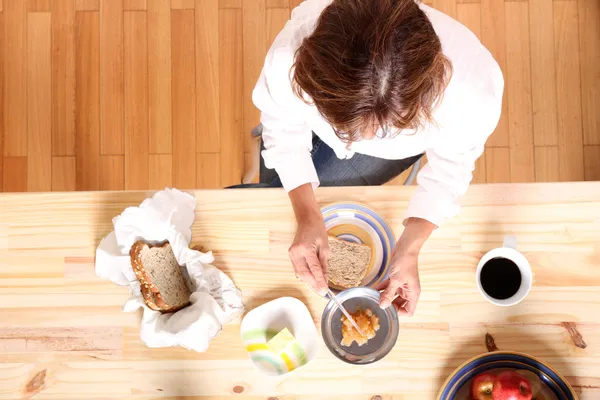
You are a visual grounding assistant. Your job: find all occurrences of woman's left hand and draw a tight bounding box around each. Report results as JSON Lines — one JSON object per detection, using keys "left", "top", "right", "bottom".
{"left": 376, "top": 217, "right": 436, "bottom": 317}
{"left": 377, "top": 248, "right": 421, "bottom": 316}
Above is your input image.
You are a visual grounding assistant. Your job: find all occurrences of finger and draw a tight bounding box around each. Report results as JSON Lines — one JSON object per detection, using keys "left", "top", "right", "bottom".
{"left": 318, "top": 244, "right": 329, "bottom": 278}
{"left": 305, "top": 250, "right": 328, "bottom": 295}
{"left": 380, "top": 280, "right": 402, "bottom": 309}
{"left": 395, "top": 288, "right": 420, "bottom": 317}
{"left": 395, "top": 300, "right": 416, "bottom": 317}
{"left": 290, "top": 252, "right": 318, "bottom": 289}
{"left": 392, "top": 297, "right": 410, "bottom": 315}
{"left": 395, "top": 305, "right": 410, "bottom": 316}
{"left": 374, "top": 279, "right": 390, "bottom": 292}
{"left": 404, "top": 294, "right": 418, "bottom": 317}
{"left": 297, "top": 264, "right": 319, "bottom": 291}
{"left": 392, "top": 297, "right": 408, "bottom": 310}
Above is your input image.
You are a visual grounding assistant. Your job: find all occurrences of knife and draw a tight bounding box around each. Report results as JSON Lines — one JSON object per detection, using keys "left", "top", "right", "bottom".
{"left": 328, "top": 289, "right": 365, "bottom": 337}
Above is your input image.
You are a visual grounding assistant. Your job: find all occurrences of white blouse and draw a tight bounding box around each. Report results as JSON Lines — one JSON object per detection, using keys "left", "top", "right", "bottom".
{"left": 252, "top": 0, "right": 504, "bottom": 227}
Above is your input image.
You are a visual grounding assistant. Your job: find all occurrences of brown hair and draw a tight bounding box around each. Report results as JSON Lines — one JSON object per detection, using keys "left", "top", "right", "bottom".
{"left": 292, "top": 0, "right": 451, "bottom": 141}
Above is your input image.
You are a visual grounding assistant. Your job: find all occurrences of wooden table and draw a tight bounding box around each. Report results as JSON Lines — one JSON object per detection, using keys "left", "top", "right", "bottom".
{"left": 1, "top": 183, "right": 599, "bottom": 399}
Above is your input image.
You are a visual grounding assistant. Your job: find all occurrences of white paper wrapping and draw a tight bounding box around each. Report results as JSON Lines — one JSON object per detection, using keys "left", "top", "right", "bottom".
{"left": 95, "top": 188, "right": 244, "bottom": 352}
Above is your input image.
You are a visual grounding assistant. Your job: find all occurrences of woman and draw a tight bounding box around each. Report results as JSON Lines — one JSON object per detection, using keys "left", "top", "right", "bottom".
{"left": 252, "top": 0, "right": 503, "bottom": 315}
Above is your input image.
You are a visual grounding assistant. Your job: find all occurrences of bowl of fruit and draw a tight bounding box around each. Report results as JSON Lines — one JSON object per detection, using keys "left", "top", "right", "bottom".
{"left": 437, "top": 351, "right": 576, "bottom": 400}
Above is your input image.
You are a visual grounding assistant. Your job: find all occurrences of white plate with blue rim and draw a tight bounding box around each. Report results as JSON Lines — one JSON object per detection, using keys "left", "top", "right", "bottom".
{"left": 321, "top": 202, "right": 396, "bottom": 295}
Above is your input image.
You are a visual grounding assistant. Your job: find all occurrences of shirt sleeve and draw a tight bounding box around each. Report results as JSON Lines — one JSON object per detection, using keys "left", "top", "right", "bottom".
{"left": 251, "top": 7, "right": 320, "bottom": 193}
{"left": 253, "top": 65, "right": 319, "bottom": 192}
{"left": 404, "top": 55, "right": 505, "bottom": 227}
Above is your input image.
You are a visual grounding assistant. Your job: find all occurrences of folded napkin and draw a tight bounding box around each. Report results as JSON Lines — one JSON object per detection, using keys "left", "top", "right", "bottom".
{"left": 95, "top": 188, "right": 244, "bottom": 352}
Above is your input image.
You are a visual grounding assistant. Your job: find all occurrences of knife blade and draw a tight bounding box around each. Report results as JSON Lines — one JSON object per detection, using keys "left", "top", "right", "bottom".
{"left": 328, "top": 289, "right": 365, "bottom": 337}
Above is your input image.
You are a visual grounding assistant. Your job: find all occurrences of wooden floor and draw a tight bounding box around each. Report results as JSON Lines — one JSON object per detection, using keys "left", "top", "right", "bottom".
{"left": 0, "top": 0, "right": 598, "bottom": 192}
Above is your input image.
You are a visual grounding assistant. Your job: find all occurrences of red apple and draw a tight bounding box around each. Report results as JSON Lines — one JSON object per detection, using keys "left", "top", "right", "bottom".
{"left": 470, "top": 372, "right": 496, "bottom": 400}
{"left": 492, "top": 371, "right": 532, "bottom": 400}
{"left": 515, "top": 370, "right": 542, "bottom": 398}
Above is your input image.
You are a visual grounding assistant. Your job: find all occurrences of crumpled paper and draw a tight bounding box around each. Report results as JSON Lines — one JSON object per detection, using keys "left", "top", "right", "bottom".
{"left": 95, "top": 188, "right": 244, "bottom": 352}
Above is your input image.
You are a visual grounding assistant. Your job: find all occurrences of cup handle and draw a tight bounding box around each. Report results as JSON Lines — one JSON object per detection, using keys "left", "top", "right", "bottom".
{"left": 503, "top": 235, "right": 517, "bottom": 250}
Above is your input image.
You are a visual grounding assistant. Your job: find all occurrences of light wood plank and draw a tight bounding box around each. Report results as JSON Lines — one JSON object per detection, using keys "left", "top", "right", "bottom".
{"left": 242, "top": 0, "right": 266, "bottom": 154}
{"left": 124, "top": 11, "right": 149, "bottom": 190}
{"left": 578, "top": 0, "right": 600, "bottom": 145}
{"left": 2, "top": 157, "right": 27, "bottom": 192}
{"left": 148, "top": 0, "right": 172, "bottom": 154}
{"left": 124, "top": 0, "right": 148, "bottom": 10}
{"left": 0, "top": 0, "right": 2, "bottom": 11}
{"left": 75, "top": 11, "right": 100, "bottom": 191}
{"left": 534, "top": 146, "right": 559, "bottom": 182}
{"left": 2, "top": 184, "right": 600, "bottom": 397}
{"left": 172, "top": 0, "right": 195, "bottom": 9}
{"left": 219, "top": 0, "right": 241, "bottom": 9}
{"left": 472, "top": 151, "right": 486, "bottom": 184}
{"left": 3, "top": 0, "right": 27, "bottom": 156}
{"left": 27, "top": 0, "right": 51, "bottom": 12}
{"left": 196, "top": 0, "right": 220, "bottom": 153}
{"left": 219, "top": 8, "right": 244, "bottom": 187}
{"left": 131, "top": 396, "right": 435, "bottom": 400}
{"left": 149, "top": 154, "right": 172, "bottom": 189}
{"left": 197, "top": 153, "right": 221, "bottom": 188}
{"left": 554, "top": 1, "right": 584, "bottom": 181}
{"left": 266, "top": 7, "right": 289, "bottom": 46}
{"left": 456, "top": 3, "right": 481, "bottom": 39}
{"left": 27, "top": 12, "right": 52, "bottom": 192}
{"left": 172, "top": 10, "right": 197, "bottom": 189}
{"left": 529, "top": 0, "right": 558, "bottom": 146}
{"left": 433, "top": 0, "right": 456, "bottom": 18}
{"left": 584, "top": 146, "right": 600, "bottom": 181}
{"left": 442, "top": 289, "right": 600, "bottom": 323}
{"left": 51, "top": 0, "right": 76, "bottom": 156}
{"left": 485, "top": 147, "right": 510, "bottom": 183}
{"left": 75, "top": 0, "right": 99, "bottom": 11}
{"left": 99, "top": 155, "right": 124, "bottom": 190}
{"left": 480, "top": 0, "right": 508, "bottom": 147}
{"left": 505, "top": 2, "right": 534, "bottom": 182}
{"left": 0, "top": 327, "right": 123, "bottom": 361}
{"left": 51, "top": 156, "right": 76, "bottom": 191}
{"left": 100, "top": 0, "right": 125, "bottom": 155}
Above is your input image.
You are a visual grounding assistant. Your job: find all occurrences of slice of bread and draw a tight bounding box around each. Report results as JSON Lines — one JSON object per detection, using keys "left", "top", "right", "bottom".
{"left": 327, "top": 236, "right": 372, "bottom": 289}
{"left": 130, "top": 241, "right": 191, "bottom": 313}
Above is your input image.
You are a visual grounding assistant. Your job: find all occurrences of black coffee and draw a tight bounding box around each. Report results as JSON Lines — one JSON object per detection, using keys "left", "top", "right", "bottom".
{"left": 480, "top": 257, "right": 522, "bottom": 300}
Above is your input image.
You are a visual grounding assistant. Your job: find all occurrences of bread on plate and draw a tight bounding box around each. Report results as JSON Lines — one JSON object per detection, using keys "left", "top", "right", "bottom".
{"left": 326, "top": 236, "right": 372, "bottom": 289}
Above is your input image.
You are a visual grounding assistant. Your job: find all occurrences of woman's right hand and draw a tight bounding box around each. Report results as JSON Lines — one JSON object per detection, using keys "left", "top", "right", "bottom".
{"left": 288, "top": 184, "right": 329, "bottom": 296}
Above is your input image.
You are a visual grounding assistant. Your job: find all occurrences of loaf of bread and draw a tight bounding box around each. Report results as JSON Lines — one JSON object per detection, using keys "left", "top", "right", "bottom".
{"left": 130, "top": 241, "right": 191, "bottom": 313}
{"left": 327, "top": 236, "right": 372, "bottom": 289}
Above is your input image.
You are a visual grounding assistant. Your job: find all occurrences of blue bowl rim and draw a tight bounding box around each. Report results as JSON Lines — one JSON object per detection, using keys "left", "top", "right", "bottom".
{"left": 436, "top": 351, "right": 577, "bottom": 400}
{"left": 320, "top": 201, "right": 396, "bottom": 244}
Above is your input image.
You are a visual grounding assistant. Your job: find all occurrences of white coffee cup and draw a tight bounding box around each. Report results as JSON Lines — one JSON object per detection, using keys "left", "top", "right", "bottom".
{"left": 476, "top": 235, "right": 532, "bottom": 306}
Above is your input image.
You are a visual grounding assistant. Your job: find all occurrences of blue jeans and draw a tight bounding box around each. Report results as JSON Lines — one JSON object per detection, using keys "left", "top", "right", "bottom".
{"left": 236, "top": 135, "right": 422, "bottom": 188}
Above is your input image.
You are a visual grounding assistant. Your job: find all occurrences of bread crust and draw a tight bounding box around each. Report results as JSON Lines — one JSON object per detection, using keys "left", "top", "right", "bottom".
{"left": 129, "top": 241, "right": 189, "bottom": 313}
